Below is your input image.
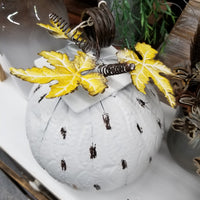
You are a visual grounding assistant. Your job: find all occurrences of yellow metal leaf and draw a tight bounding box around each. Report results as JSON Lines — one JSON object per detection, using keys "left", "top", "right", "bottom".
{"left": 46, "top": 77, "right": 80, "bottom": 98}
{"left": 81, "top": 73, "right": 108, "bottom": 96}
{"left": 135, "top": 42, "right": 158, "bottom": 60}
{"left": 117, "top": 42, "right": 176, "bottom": 107}
{"left": 37, "top": 22, "right": 70, "bottom": 39}
{"left": 39, "top": 51, "right": 71, "bottom": 69}
{"left": 10, "top": 66, "right": 68, "bottom": 84}
{"left": 73, "top": 51, "right": 96, "bottom": 72}
{"left": 10, "top": 51, "right": 108, "bottom": 98}
{"left": 37, "top": 18, "right": 82, "bottom": 41}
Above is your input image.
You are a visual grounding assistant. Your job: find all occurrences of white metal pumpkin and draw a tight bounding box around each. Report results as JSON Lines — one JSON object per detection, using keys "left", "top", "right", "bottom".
{"left": 26, "top": 80, "right": 164, "bottom": 191}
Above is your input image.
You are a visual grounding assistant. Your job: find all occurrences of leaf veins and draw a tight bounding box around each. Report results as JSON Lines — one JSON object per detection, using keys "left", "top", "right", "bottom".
{"left": 10, "top": 51, "right": 107, "bottom": 98}
{"left": 117, "top": 42, "right": 176, "bottom": 107}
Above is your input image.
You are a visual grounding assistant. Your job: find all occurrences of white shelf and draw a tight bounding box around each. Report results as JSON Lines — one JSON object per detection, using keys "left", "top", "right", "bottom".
{"left": 0, "top": 75, "right": 200, "bottom": 200}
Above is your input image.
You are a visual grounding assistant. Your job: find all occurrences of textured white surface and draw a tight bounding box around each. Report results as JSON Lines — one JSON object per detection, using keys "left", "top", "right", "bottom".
{"left": 26, "top": 83, "right": 164, "bottom": 191}
{"left": 30, "top": 44, "right": 164, "bottom": 191}
{"left": 0, "top": 76, "right": 200, "bottom": 199}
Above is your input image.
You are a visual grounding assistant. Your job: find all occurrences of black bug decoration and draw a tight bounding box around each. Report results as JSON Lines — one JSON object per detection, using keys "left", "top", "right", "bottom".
{"left": 93, "top": 184, "right": 101, "bottom": 190}
{"left": 102, "top": 113, "right": 111, "bottom": 130}
{"left": 61, "top": 159, "right": 67, "bottom": 171}
{"left": 137, "top": 123, "right": 143, "bottom": 134}
{"left": 60, "top": 127, "right": 67, "bottom": 139}
{"left": 89, "top": 144, "right": 97, "bottom": 159}
{"left": 121, "top": 159, "right": 128, "bottom": 170}
{"left": 157, "top": 119, "right": 162, "bottom": 129}
{"left": 100, "top": 101, "right": 112, "bottom": 130}
{"left": 136, "top": 98, "right": 147, "bottom": 108}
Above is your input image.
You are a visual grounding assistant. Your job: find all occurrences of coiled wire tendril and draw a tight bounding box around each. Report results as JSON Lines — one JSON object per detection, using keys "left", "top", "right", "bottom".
{"left": 48, "top": 1, "right": 115, "bottom": 58}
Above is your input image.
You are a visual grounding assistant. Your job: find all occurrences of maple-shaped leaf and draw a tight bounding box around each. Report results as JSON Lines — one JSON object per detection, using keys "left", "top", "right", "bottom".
{"left": 117, "top": 42, "right": 176, "bottom": 107}
{"left": 37, "top": 14, "right": 82, "bottom": 40}
{"left": 10, "top": 51, "right": 107, "bottom": 98}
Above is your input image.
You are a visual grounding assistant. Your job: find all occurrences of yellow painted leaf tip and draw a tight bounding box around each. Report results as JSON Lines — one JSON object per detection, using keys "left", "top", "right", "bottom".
{"left": 37, "top": 14, "right": 83, "bottom": 41}
{"left": 117, "top": 42, "right": 176, "bottom": 107}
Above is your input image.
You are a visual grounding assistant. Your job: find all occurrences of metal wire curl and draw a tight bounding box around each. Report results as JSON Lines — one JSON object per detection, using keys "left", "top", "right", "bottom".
{"left": 81, "top": 1, "right": 115, "bottom": 58}
{"left": 48, "top": 2, "right": 115, "bottom": 58}
{"left": 98, "top": 63, "right": 135, "bottom": 77}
